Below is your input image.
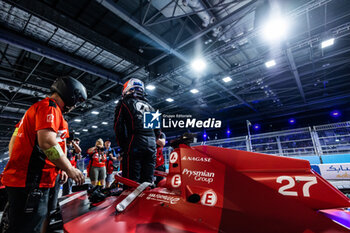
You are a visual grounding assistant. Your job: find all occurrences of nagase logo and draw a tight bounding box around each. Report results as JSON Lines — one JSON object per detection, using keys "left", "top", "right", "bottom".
{"left": 182, "top": 168, "right": 215, "bottom": 184}
{"left": 182, "top": 156, "right": 212, "bottom": 162}
{"left": 163, "top": 118, "right": 221, "bottom": 128}
{"left": 143, "top": 110, "right": 161, "bottom": 129}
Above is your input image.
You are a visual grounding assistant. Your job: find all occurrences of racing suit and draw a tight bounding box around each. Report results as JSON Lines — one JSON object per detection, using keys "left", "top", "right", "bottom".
{"left": 114, "top": 94, "right": 159, "bottom": 183}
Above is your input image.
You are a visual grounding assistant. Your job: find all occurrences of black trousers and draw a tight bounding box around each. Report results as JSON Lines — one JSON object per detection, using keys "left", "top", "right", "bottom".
{"left": 122, "top": 149, "right": 156, "bottom": 183}
{"left": 6, "top": 187, "right": 50, "bottom": 233}
{"left": 155, "top": 164, "right": 166, "bottom": 185}
{"left": 62, "top": 178, "right": 73, "bottom": 196}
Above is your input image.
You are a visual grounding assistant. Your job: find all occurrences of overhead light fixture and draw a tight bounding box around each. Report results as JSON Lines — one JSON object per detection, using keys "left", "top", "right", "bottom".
{"left": 102, "top": 122, "right": 108, "bottom": 125}
{"left": 262, "top": 16, "right": 289, "bottom": 42}
{"left": 74, "top": 119, "right": 81, "bottom": 122}
{"left": 91, "top": 111, "right": 99, "bottom": 115}
{"left": 265, "top": 60, "right": 276, "bottom": 68}
{"left": 190, "top": 89, "right": 199, "bottom": 94}
{"left": 146, "top": 85, "right": 156, "bottom": 90}
{"left": 92, "top": 125, "right": 98, "bottom": 128}
{"left": 166, "top": 98, "right": 174, "bottom": 102}
{"left": 190, "top": 58, "right": 207, "bottom": 72}
{"left": 331, "top": 110, "right": 341, "bottom": 118}
{"left": 321, "top": 38, "right": 334, "bottom": 48}
{"left": 114, "top": 100, "right": 119, "bottom": 104}
{"left": 288, "top": 118, "right": 296, "bottom": 124}
{"left": 222, "top": 76, "right": 232, "bottom": 83}
{"left": 75, "top": 132, "right": 80, "bottom": 135}
{"left": 82, "top": 129, "right": 88, "bottom": 132}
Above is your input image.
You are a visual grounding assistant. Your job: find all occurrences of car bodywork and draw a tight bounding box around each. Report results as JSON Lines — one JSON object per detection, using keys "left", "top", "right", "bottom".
{"left": 61, "top": 144, "right": 350, "bottom": 233}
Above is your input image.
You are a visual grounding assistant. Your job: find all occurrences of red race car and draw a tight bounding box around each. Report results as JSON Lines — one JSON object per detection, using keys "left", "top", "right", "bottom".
{"left": 59, "top": 137, "right": 350, "bottom": 233}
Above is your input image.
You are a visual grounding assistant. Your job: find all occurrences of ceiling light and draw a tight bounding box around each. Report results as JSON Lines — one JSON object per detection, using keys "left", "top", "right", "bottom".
{"left": 75, "top": 132, "right": 80, "bottom": 135}
{"left": 190, "top": 89, "right": 199, "bottom": 94}
{"left": 82, "top": 129, "right": 88, "bottom": 132}
{"left": 321, "top": 38, "right": 334, "bottom": 48}
{"left": 74, "top": 119, "right": 81, "bottom": 122}
{"left": 265, "top": 60, "right": 276, "bottom": 68}
{"left": 166, "top": 98, "right": 174, "bottom": 102}
{"left": 222, "top": 76, "right": 232, "bottom": 83}
{"left": 91, "top": 111, "right": 99, "bottom": 115}
{"left": 146, "top": 85, "right": 155, "bottom": 90}
{"left": 190, "top": 58, "right": 206, "bottom": 72}
{"left": 262, "top": 17, "right": 289, "bottom": 42}
{"left": 102, "top": 122, "right": 108, "bottom": 125}
{"left": 92, "top": 125, "right": 98, "bottom": 128}
{"left": 114, "top": 100, "right": 119, "bottom": 104}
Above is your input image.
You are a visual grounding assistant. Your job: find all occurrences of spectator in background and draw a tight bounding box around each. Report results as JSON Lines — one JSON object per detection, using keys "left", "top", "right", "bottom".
{"left": 104, "top": 139, "right": 117, "bottom": 188}
{"left": 87, "top": 139, "right": 107, "bottom": 187}
{"left": 62, "top": 138, "right": 82, "bottom": 195}
{"left": 155, "top": 132, "right": 166, "bottom": 185}
{"left": 73, "top": 138, "right": 84, "bottom": 172}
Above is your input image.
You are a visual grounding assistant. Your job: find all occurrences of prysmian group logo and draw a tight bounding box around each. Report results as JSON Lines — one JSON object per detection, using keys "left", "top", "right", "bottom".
{"left": 143, "top": 110, "right": 161, "bottom": 129}
{"left": 143, "top": 110, "right": 222, "bottom": 129}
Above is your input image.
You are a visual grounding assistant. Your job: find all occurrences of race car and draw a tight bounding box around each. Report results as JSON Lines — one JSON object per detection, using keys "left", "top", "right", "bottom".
{"left": 59, "top": 135, "right": 350, "bottom": 233}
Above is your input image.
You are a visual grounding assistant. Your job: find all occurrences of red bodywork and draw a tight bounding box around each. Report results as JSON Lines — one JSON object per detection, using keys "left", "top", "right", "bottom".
{"left": 61, "top": 145, "right": 350, "bottom": 233}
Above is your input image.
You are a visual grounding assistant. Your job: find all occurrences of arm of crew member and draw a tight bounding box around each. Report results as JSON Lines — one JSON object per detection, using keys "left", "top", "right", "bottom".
{"left": 156, "top": 138, "right": 165, "bottom": 147}
{"left": 37, "top": 129, "right": 84, "bottom": 185}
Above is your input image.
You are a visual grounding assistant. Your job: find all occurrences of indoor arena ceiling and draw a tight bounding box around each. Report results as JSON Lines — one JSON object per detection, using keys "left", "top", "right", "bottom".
{"left": 0, "top": 0, "right": 350, "bottom": 153}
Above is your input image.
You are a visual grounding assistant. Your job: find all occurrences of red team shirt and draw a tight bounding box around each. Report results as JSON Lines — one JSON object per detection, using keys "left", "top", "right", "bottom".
{"left": 2, "top": 97, "right": 69, "bottom": 188}
{"left": 90, "top": 151, "right": 107, "bottom": 167}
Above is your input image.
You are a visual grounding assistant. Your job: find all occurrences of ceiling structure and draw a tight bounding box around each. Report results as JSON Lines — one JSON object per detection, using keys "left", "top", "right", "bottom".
{"left": 0, "top": 0, "right": 350, "bottom": 154}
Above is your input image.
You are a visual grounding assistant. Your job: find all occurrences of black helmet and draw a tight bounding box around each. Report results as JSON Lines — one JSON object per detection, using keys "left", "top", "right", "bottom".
{"left": 51, "top": 76, "right": 87, "bottom": 113}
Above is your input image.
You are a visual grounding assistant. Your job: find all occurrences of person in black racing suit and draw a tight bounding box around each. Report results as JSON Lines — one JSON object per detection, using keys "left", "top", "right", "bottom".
{"left": 113, "top": 78, "right": 160, "bottom": 184}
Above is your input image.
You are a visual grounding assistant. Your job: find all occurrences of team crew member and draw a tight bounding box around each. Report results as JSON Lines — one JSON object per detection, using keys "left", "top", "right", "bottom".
{"left": 104, "top": 139, "right": 117, "bottom": 188}
{"left": 62, "top": 138, "right": 82, "bottom": 195}
{"left": 114, "top": 78, "right": 160, "bottom": 183}
{"left": 87, "top": 139, "right": 107, "bottom": 187}
{"left": 1, "top": 76, "right": 87, "bottom": 233}
{"left": 155, "top": 132, "right": 166, "bottom": 185}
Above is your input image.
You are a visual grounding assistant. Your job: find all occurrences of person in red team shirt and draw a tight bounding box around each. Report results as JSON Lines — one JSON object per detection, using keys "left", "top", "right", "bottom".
{"left": 1, "top": 76, "right": 87, "bottom": 233}
{"left": 155, "top": 132, "right": 166, "bottom": 185}
{"left": 87, "top": 139, "right": 107, "bottom": 187}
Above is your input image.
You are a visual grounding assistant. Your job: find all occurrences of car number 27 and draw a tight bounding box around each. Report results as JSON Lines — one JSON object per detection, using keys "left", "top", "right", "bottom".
{"left": 276, "top": 176, "right": 317, "bottom": 197}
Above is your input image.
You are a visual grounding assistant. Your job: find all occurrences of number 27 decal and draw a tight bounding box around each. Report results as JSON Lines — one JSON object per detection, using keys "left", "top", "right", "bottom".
{"left": 276, "top": 176, "right": 317, "bottom": 197}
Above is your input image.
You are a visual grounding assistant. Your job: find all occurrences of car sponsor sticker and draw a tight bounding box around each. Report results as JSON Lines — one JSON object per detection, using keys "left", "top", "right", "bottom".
{"left": 171, "top": 174, "right": 181, "bottom": 188}
{"left": 182, "top": 168, "right": 215, "bottom": 184}
{"left": 182, "top": 156, "right": 211, "bottom": 162}
{"left": 201, "top": 190, "right": 217, "bottom": 206}
{"left": 170, "top": 152, "right": 178, "bottom": 164}
{"left": 146, "top": 193, "right": 180, "bottom": 204}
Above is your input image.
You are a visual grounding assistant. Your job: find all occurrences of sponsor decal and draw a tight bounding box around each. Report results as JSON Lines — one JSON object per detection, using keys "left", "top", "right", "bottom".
{"left": 171, "top": 174, "right": 181, "bottom": 188}
{"left": 56, "top": 129, "right": 68, "bottom": 142}
{"left": 143, "top": 110, "right": 161, "bottom": 129}
{"left": 47, "top": 114, "right": 54, "bottom": 122}
{"left": 169, "top": 152, "right": 178, "bottom": 164}
{"left": 146, "top": 193, "right": 180, "bottom": 204}
{"left": 182, "top": 168, "right": 215, "bottom": 184}
{"left": 201, "top": 190, "right": 217, "bottom": 206}
{"left": 182, "top": 156, "right": 211, "bottom": 162}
